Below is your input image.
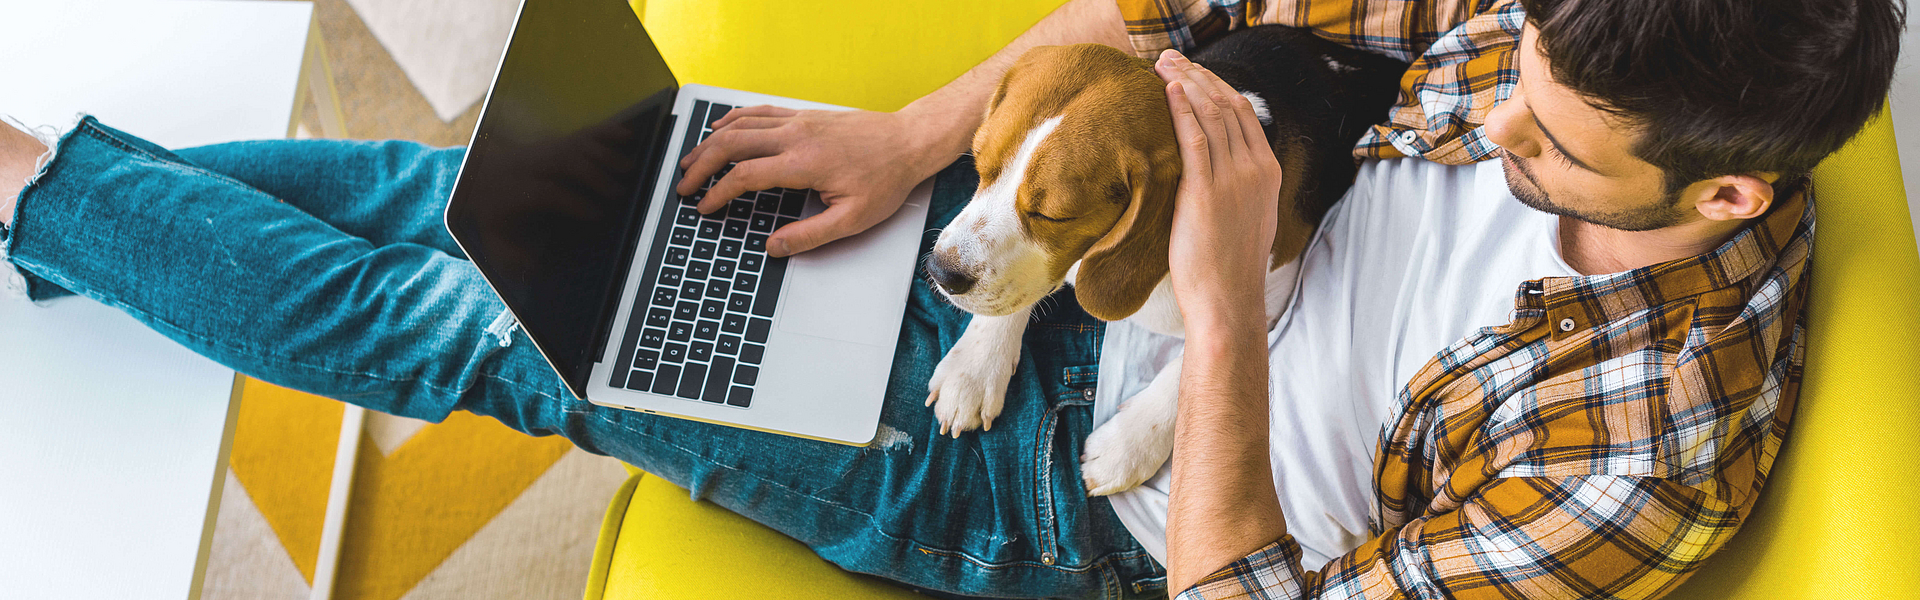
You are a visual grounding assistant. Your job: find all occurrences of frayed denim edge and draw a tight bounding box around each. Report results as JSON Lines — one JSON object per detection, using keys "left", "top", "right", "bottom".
{"left": 1, "top": 113, "right": 85, "bottom": 301}
{"left": 483, "top": 308, "right": 520, "bottom": 348}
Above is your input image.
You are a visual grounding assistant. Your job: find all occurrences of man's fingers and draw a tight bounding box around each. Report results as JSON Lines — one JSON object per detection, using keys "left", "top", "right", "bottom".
{"left": 1178, "top": 65, "right": 1235, "bottom": 166}
{"left": 677, "top": 113, "right": 795, "bottom": 172}
{"left": 677, "top": 128, "right": 788, "bottom": 201}
{"left": 765, "top": 202, "right": 868, "bottom": 257}
{"left": 1166, "top": 81, "right": 1213, "bottom": 181}
{"left": 1228, "top": 92, "right": 1275, "bottom": 161}
{"left": 711, "top": 105, "right": 796, "bottom": 130}
{"left": 702, "top": 156, "right": 806, "bottom": 214}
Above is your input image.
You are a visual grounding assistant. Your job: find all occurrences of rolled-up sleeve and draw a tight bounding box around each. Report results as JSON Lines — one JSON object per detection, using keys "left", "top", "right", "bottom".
{"left": 1116, "top": 0, "right": 1245, "bottom": 57}
{"left": 1177, "top": 476, "right": 1743, "bottom": 600}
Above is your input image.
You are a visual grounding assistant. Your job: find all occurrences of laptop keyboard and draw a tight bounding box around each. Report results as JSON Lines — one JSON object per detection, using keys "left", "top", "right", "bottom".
{"left": 608, "top": 101, "right": 803, "bottom": 408}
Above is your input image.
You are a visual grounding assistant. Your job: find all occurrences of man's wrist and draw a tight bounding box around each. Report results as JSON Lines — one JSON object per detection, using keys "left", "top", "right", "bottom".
{"left": 896, "top": 99, "right": 976, "bottom": 173}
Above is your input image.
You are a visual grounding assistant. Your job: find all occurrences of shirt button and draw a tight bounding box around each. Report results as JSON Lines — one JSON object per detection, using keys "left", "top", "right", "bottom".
{"left": 1041, "top": 552, "right": 1055, "bottom": 565}
{"left": 1559, "top": 318, "right": 1576, "bottom": 332}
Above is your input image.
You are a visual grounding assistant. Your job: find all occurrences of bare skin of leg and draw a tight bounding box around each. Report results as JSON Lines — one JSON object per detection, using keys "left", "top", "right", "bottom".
{"left": 0, "top": 121, "right": 49, "bottom": 227}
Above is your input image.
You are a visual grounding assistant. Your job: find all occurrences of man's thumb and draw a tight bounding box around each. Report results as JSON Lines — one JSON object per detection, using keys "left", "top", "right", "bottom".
{"left": 766, "top": 204, "right": 856, "bottom": 257}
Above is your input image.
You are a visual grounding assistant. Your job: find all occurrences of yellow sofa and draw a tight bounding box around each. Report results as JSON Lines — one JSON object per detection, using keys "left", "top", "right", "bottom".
{"left": 587, "top": 1, "right": 1920, "bottom": 598}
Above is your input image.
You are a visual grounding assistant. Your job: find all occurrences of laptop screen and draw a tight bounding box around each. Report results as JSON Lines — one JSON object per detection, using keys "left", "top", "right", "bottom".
{"left": 445, "top": 0, "right": 677, "bottom": 396}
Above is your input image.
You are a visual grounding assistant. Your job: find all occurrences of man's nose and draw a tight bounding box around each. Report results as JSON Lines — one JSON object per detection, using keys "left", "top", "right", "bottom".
{"left": 924, "top": 254, "right": 976, "bottom": 296}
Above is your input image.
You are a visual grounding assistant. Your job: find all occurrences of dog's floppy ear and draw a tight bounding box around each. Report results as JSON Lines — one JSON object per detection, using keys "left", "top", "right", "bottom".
{"left": 1074, "top": 158, "right": 1177, "bottom": 321}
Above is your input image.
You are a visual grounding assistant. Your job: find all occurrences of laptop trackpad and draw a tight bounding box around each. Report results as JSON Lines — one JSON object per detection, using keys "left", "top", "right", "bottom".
{"left": 778, "top": 184, "right": 932, "bottom": 347}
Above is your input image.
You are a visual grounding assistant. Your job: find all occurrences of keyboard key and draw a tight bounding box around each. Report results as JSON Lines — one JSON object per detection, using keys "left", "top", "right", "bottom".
{"left": 693, "top": 241, "right": 716, "bottom": 260}
{"left": 633, "top": 350, "right": 659, "bottom": 370}
{"left": 753, "top": 257, "right": 788, "bottom": 317}
{"left": 640, "top": 328, "right": 666, "bottom": 348}
{"left": 701, "top": 299, "right": 725, "bottom": 319}
{"left": 680, "top": 280, "right": 704, "bottom": 299}
{"left": 739, "top": 253, "right": 764, "bottom": 272}
{"left": 698, "top": 220, "right": 722, "bottom": 239}
{"left": 728, "top": 293, "right": 752, "bottom": 313}
{"left": 646, "top": 308, "right": 672, "bottom": 328}
{"left": 739, "top": 343, "right": 765, "bottom": 364}
{"left": 666, "top": 247, "right": 690, "bottom": 266}
{"left": 779, "top": 189, "right": 807, "bottom": 217}
{"left": 690, "top": 341, "right": 713, "bottom": 362}
{"left": 776, "top": 216, "right": 799, "bottom": 229}
{"left": 651, "top": 365, "right": 680, "bottom": 395}
{"left": 668, "top": 322, "right": 692, "bottom": 342}
{"left": 706, "top": 104, "right": 730, "bottom": 128}
{"left": 728, "top": 199, "right": 754, "bottom": 220}
{"left": 625, "top": 370, "right": 653, "bottom": 392}
{"left": 733, "top": 364, "right": 759, "bottom": 386}
{"left": 652, "top": 287, "right": 677, "bottom": 306}
{"left": 734, "top": 272, "right": 758, "bottom": 292}
{"left": 749, "top": 214, "right": 775, "bottom": 233}
{"left": 675, "top": 301, "right": 700, "bottom": 321}
{"left": 695, "top": 320, "right": 719, "bottom": 340}
{"left": 726, "top": 385, "right": 753, "bottom": 408}
{"left": 677, "top": 363, "right": 707, "bottom": 399}
{"left": 722, "top": 314, "right": 747, "bottom": 334}
{"left": 719, "top": 240, "right": 742, "bottom": 259}
{"left": 706, "top": 278, "right": 730, "bottom": 298}
{"left": 713, "top": 260, "right": 736, "bottom": 281}
{"left": 662, "top": 343, "right": 687, "bottom": 364}
{"left": 724, "top": 219, "right": 748, "bottom": 239}
{"left": 704, "top": 356, "right": 735, "bottom": 402}
{"left": 688, "top": 261, "right": 711, "bottom": 281}
{"left": 676, "top": 206, "right": 701, "bottom": 226}
{"left": 753, "top": 191, "right": 779, "bottom": 214}
{"left": 746, "top": 318, "right": 772, "bottom": 343}
{"left": 669, "top": 227, "right": 695, "bottom": 246}
{"left": 745, "top": 233, "right": 768, "bottom": 254}
{"left": 717, "top": 335, "right": 741, "bottom": 356}
{"left": 659, "top": 267, "right": 683, "bottom": 287}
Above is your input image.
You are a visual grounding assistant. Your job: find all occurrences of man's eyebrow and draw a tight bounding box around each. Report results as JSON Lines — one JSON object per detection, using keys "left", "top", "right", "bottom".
{"left": 1528, "top": 108, "right": 1604, "bottom": 174}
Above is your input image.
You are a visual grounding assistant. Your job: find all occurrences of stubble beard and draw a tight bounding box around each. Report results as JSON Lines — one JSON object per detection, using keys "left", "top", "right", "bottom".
{"left": 1499, "top": 151, "right": 1687, "bottom": 233}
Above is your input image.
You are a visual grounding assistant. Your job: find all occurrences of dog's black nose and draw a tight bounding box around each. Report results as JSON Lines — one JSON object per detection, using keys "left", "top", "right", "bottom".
{"left": 925, "top": 256, "right": 976, "bottom": 296}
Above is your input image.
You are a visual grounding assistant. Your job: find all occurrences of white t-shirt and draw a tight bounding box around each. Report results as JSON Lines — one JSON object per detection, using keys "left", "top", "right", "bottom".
{"left": 1092, "top": 157, "right": 1579, "bottom": 569}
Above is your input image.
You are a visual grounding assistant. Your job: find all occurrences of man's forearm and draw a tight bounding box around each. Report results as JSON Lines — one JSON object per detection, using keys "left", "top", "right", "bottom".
{"left": 1165, "top": 313, "right": 1286, "bottom": 594}
{"left": 899, "top": 0, "right": 1128, "bottom": 160}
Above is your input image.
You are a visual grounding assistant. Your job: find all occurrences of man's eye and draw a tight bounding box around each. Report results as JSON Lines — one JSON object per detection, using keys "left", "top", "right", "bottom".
{"left": 1026, "top": 211, "right": 1073, "bottom": 223}
{"left": 1544, "top": 143, "right": 1576, "bottom": 169}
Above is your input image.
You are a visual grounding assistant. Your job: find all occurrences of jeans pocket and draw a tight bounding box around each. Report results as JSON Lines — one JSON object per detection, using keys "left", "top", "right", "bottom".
{"left": 1056, "top": 364, "right": 1099, "bottom": 406}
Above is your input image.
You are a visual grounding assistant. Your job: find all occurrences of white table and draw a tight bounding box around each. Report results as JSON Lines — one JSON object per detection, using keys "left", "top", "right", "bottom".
{"left": 0, "top": 2, "right": 314, "bottom": 598}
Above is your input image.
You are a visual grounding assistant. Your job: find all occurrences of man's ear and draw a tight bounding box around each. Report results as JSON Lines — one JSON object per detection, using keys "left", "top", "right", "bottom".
{"left": 1687, "top": 172, "right": 1776, "bottom": 221}
{"left": 1074, "top": 160, "right": 1178, "bottom": 321}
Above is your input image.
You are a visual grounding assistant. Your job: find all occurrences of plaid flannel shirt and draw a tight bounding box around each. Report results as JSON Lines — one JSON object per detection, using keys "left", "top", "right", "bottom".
{"left": 1117, "top": 1, "right": 1814, "bottom": 598}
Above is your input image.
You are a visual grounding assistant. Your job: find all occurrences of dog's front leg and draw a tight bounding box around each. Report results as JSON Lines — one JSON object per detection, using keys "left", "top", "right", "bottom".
{"left": 926, "top": 306, "right": 1032, "bottom": 437}
{"left": 1081, "top": 351, "right": 1183, "bottom": 496}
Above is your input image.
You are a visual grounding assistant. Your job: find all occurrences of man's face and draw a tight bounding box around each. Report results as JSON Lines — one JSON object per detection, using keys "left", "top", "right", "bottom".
{"left": 1484, "top": 25, "right": 1692, "bottom": 232}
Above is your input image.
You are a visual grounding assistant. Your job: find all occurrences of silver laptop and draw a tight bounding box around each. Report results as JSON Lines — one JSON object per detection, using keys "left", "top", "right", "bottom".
{"left": 444, "top": 0, "right": 930, "bottom": 445}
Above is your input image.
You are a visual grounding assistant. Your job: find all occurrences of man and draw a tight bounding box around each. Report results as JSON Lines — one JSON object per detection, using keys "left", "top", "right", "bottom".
{"left": 0, "top": 0, "right": 1902, "bottom": 599}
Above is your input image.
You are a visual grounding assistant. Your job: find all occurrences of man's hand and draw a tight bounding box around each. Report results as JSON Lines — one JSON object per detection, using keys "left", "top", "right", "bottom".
{"left": 1154, "top": 50, "right": 1282, "bottom": 328}
{"left": 670, "top": 0, "right": 1129, "bottom": 258}
{"left": 674, "top": 107, "right": 954, "bottom": 257}
{"left": 1153, "top": 49, "right": 1289, "bottom": 594}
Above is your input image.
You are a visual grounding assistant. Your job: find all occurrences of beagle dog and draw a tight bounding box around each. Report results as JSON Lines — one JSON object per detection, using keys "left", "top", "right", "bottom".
{"left": 924, "top": 26, "right": 1405, "bottom": 495}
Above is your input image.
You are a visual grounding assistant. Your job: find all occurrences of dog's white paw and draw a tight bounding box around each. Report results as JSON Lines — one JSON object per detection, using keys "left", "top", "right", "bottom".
{"left": 1080, "top": 409, "right": 1176, "bottom": 495}
{"left": 925, "top": 311, "right": 1029, "bottom": 437}
{"left": 1080, "top": 362, "right": 1181, "bottom": 496}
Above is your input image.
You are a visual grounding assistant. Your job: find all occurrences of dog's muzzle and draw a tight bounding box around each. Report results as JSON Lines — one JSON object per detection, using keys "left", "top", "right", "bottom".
{"left": 923, "top": 253, "right": 976, "bottom": 296}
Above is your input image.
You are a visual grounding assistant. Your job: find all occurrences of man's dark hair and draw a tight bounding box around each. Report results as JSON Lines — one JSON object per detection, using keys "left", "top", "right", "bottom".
{"left": 1518, "top": 0, "right": 1907, "bottom": 197}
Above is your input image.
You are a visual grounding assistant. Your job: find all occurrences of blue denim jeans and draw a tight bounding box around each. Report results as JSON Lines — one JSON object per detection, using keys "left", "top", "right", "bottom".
{"left": 1, "top": 117, "right": 1168, "bottom": 599}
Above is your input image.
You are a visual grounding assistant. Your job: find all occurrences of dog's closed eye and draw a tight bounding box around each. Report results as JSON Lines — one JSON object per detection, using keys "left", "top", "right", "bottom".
{"left": 1026, "top": 211, "right": 1075, "bottom": 223}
